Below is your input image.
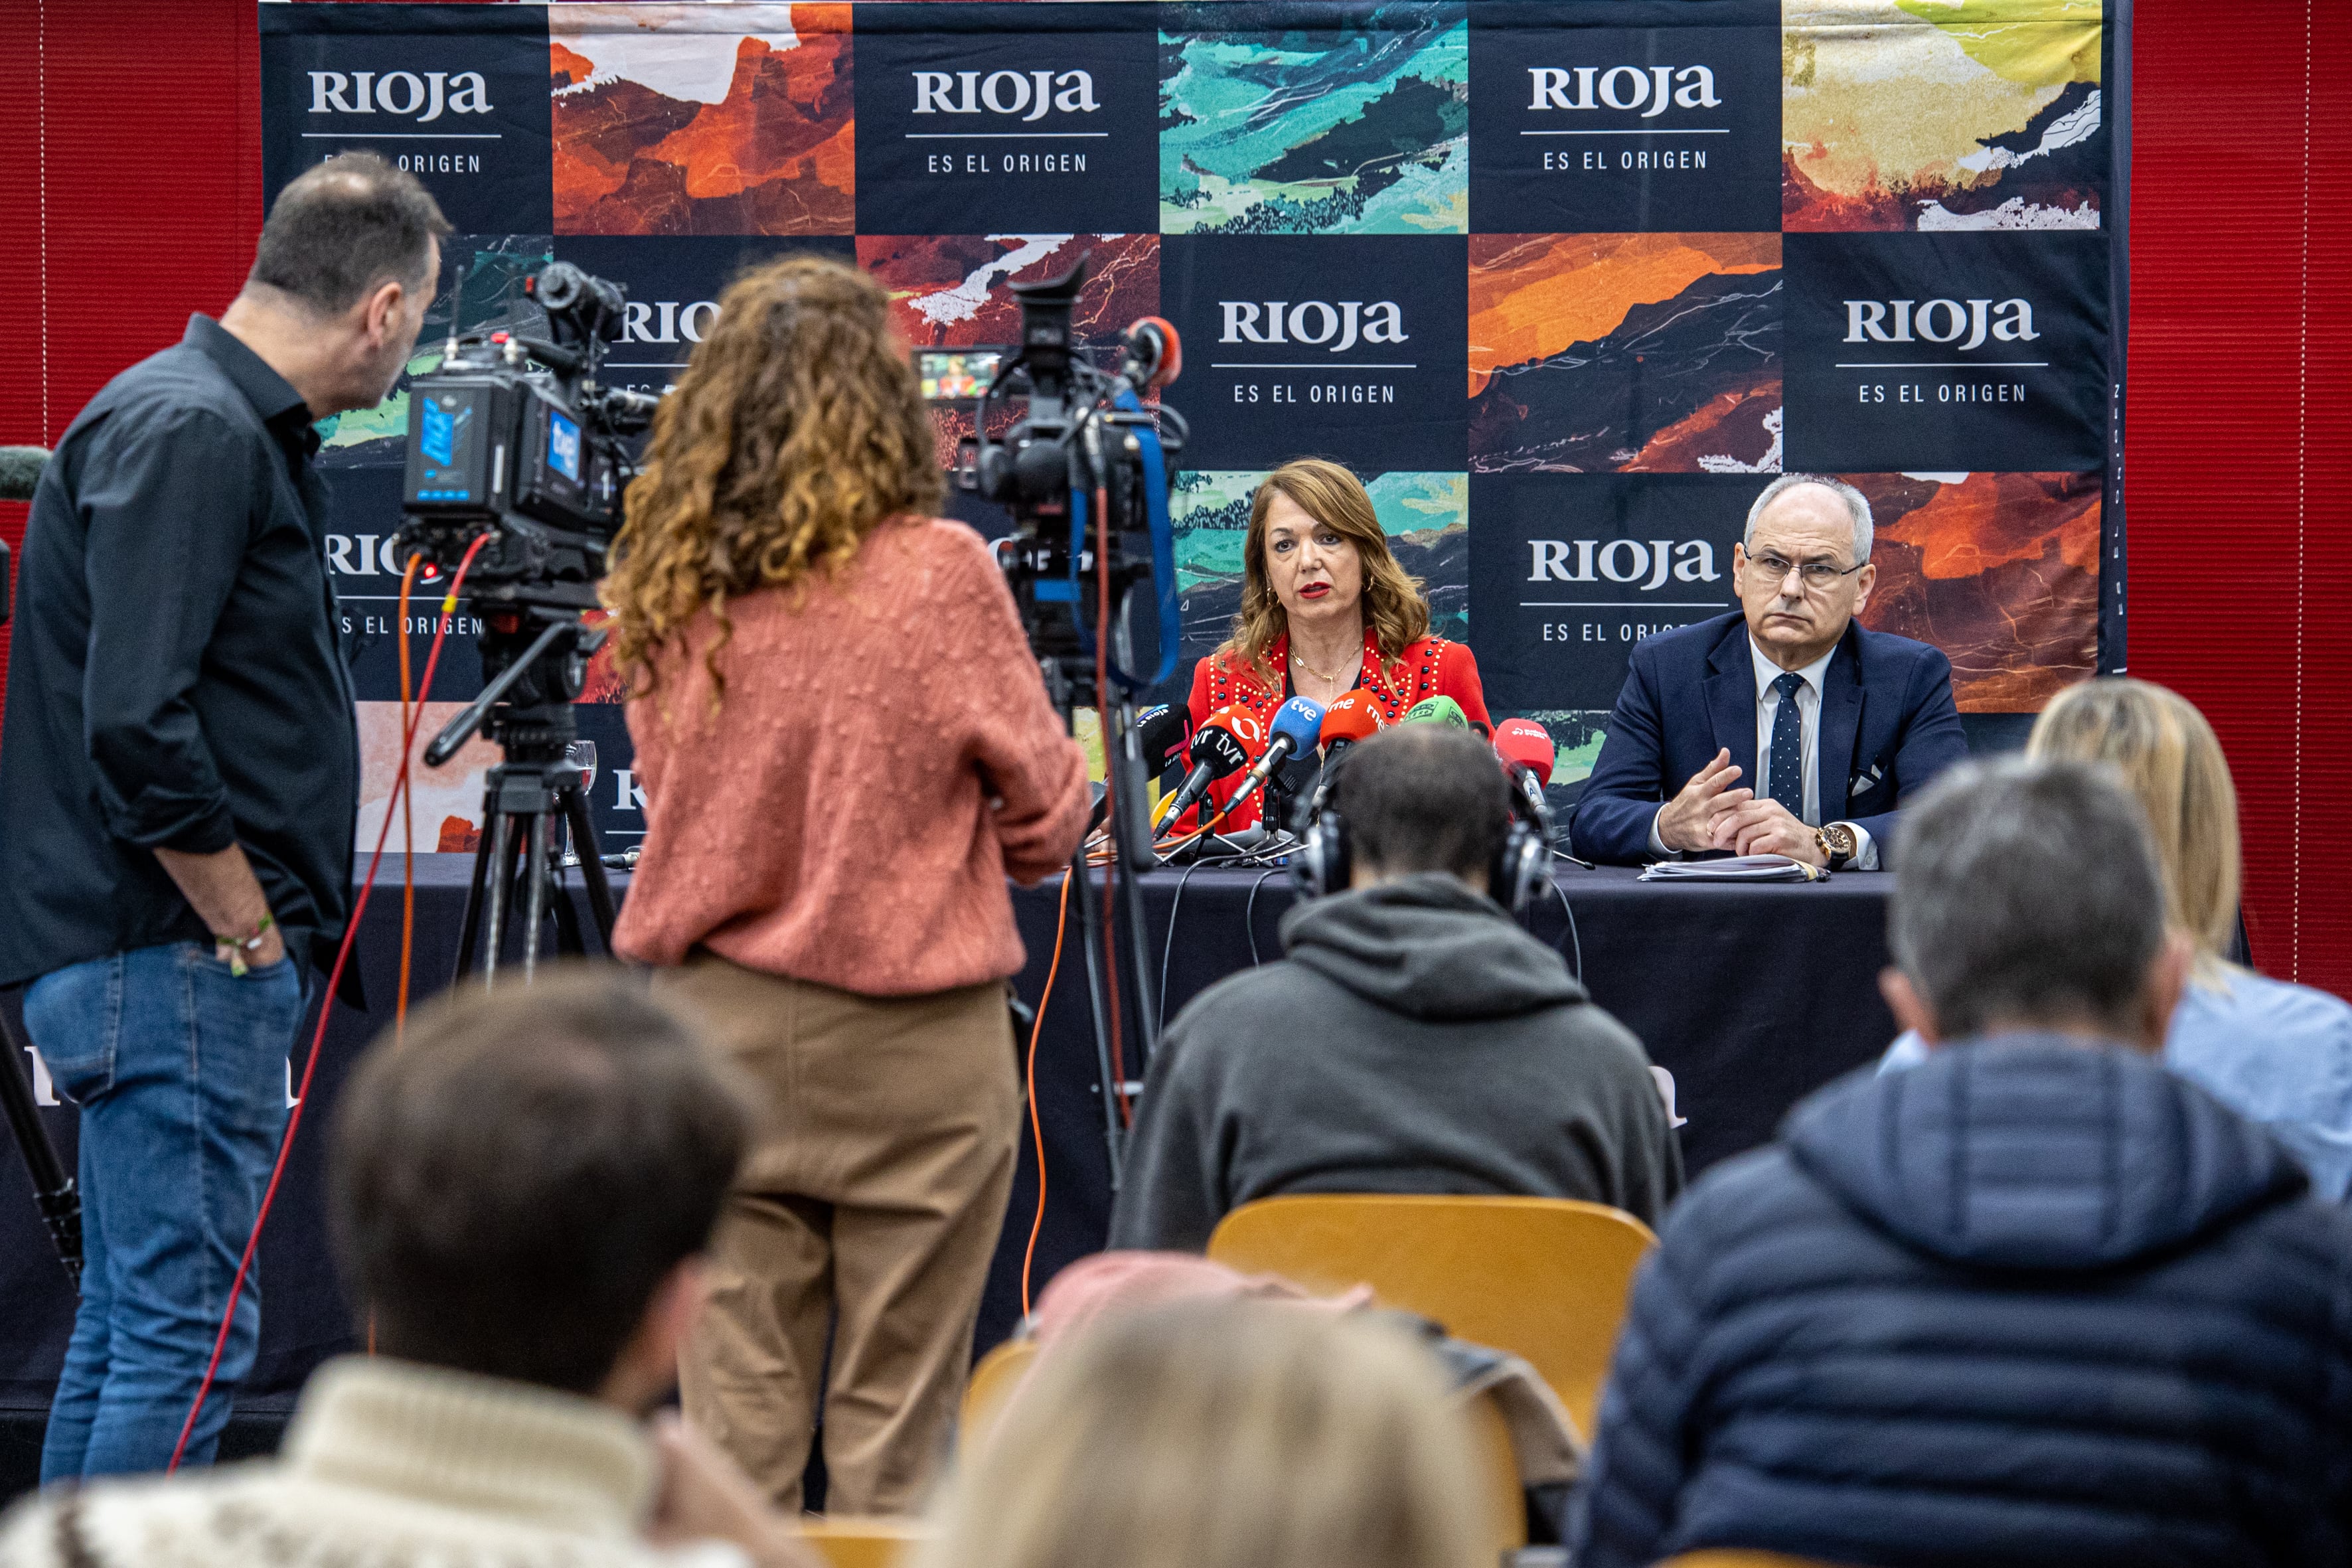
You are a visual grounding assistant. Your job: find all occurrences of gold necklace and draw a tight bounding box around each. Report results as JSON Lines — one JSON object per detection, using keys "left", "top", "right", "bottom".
{"left": 1288, "top": 645, "right": 1358, "bottom": 685}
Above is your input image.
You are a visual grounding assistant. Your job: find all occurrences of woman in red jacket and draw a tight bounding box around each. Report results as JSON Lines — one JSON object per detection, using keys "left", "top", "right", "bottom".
{"left": 1184, "top": 459, "right": 1489, "bottom": 831}
{"left": 601, "top": 255, "right": 1088, "bottom": 1515}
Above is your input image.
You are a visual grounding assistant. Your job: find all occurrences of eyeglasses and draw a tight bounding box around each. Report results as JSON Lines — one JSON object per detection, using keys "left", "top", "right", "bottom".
{"left": 1748, "top": 552, "right": 1866, "bottom": 591}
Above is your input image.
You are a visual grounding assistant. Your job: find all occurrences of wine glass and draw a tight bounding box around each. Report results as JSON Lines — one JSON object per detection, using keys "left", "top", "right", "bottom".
{"left": 561, "top": 740, "right": 597, "bottom": 868}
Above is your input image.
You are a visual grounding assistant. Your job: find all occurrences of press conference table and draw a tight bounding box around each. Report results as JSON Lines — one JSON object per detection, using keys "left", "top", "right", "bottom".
{"left": 0, "top": 855, "right": 1894, "bottom": 1427}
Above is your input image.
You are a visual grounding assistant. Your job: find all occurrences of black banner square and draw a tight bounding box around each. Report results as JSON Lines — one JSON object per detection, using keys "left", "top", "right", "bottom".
{"left": 1467, "top": 471, "right": 1752, "bottom": 712}
{"left": 851, "top": 3, "right": 1158, "bottom": 235}
{"left": 1468, "top": 1, "right": 1780, "bottom": 234}
{"left": 1783, "top": 232, "right": 2110, "bottom": 472}
{"left": 262, "top": 3, "right": 553, "bottom": 232}
{"left": 1160, "top": 234, "right": 1467, "bottom": 472}
{"left": 550, "top": 236, "right": 858, "bottom": 398}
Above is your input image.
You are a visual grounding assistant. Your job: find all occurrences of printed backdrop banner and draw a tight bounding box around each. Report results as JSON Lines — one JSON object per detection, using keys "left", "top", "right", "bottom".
{"left": 258, "top": 0, "right": 2123, "bottom": 852}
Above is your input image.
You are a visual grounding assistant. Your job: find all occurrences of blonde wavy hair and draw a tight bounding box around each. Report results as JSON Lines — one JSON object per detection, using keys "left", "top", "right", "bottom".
{"left": 601, "top": 253, "right": 943, "bottom": 698}
{"left": 917, "top": 1297, "right": 1488, "bottom": 1568}
{"left": 1220, "top": 459, "right": 1429, "bottom": 696}
{"left": 2027, "top": 678, "right": 2243, "bottom": 975}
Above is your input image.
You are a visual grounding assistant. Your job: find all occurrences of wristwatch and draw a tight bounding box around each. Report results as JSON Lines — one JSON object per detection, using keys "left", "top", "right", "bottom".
{"left": 1814, "top": 822, "right": 1858, "bottom": 870}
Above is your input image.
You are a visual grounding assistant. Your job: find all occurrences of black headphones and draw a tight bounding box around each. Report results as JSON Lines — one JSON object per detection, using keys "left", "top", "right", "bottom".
{"left": 1290, "top": 803, "right": 1547, "bottom": 915}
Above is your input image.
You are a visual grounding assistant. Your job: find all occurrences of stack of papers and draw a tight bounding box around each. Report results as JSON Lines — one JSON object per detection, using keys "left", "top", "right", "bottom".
{"left": 1640, "top": 854, "right": 1826, "bottom": 883}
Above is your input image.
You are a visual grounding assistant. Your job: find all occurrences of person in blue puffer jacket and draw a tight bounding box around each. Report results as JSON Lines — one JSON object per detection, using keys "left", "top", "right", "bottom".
{"left": 1575, "top": 759, "right": 2352, "bottom": 1568}
{"left": 1879, "top": 677, "right": 2352, "bottom": 1198}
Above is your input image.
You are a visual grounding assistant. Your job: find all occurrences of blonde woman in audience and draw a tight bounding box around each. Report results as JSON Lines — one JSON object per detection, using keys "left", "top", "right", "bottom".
{"left": 920, "top": 1298, "right": 1488, "bottom": 1568}
{"left": 1881, "top": 676, "right": 2352, "bottom": 1196}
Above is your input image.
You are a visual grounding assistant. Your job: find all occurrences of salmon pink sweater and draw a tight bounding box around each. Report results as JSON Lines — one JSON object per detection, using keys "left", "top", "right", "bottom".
{"left": 613, "top": 518, "right": 1089, "bottom": 996}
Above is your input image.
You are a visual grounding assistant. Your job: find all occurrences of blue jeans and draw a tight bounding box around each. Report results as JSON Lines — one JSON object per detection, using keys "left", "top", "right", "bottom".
{"left": 25, "top": 941, "right": 305, "bottom": 1480}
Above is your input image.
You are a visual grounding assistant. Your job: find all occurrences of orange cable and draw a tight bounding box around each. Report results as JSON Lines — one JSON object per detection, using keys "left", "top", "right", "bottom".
{"left": 1019, "top": 870, "right": 1074, "bottom": 1318}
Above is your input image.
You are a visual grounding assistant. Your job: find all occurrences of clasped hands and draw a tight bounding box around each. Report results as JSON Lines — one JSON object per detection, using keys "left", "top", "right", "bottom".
{"left": 1656, "top": 748, "right": 1824, "bottom": 866}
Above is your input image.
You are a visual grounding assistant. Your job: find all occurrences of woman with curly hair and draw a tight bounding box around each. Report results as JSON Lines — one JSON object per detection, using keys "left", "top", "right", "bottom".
{"left": 603, "top": 253, "right": 1088, "bottom": 1514}
{"left": 1183, "top": 459, "right": 1490, "bottom": 831}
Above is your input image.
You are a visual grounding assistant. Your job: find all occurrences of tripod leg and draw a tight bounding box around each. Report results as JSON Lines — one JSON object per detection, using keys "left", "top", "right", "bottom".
{"left": 548, "top": 854, "right": 587, "bottom": 957}
{"left": 452, "top": 812, "right": 496, "bottom": 982}
{"left": 558, "top": 788, "right": 621, "bottom": 954}
{"left": 481, "top": 810, "right": 520, "bottom": 988}
{"left": 1066, "top": 842, "right": 1125, "bottom": 1191}
{"left": 1109, "top": 698, "right": 1162, "bottom": 1070}
{"left": 520, "top": 811, "right": 552, "bottom": 985}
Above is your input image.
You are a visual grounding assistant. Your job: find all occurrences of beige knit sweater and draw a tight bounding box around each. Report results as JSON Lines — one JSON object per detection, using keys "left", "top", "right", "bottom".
{"left": 0, "top": 1358, "right": 742, "bottom": 1568}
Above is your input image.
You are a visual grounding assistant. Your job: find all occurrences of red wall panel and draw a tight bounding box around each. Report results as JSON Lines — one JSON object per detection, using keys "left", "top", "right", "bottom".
{"left": 2130, "top": 1, "right": 2351, "bottom": 995}
{"left": 0, "top": 1, "right": 262, "bottom": 710}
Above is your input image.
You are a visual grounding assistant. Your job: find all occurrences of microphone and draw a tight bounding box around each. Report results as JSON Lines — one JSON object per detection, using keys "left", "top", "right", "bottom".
{"left": 1494, "top": 717, "right": 1558, "bottom": 842}
{"left": 1224, "top": 696, "right": 1324, "bottom": 817}
{"left": 1494, "top": 717, "right": 1556, "bottom": 787}
{"left": 0, "top": 446, "right": 49, "bottom": 503}
{"left": 1316, "top": 689, "right": 1387, "bottom": 765}
{"left": 1090, "top": 703, "right": 1194, "bottom": 834}
{"left": 1291, "top": 690, "right": 1387, "bottom": 832}
{"left": 1401, "top": 695, "right": 1468, "bottom": 730}
{"left": 1120, "top": 317, "right": 1182, "bottom": 390}
{"left": 1134, "top": 703, "right": 1190, "bottom": 773}
{"left": 1157, "top": 704, "right": 1264, "bottom": 829}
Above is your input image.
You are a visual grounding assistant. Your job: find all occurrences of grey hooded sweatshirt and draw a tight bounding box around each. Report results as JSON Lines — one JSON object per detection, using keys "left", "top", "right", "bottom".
{"left": 1107, "top": 872, "right": 1684, "bottom": 1252}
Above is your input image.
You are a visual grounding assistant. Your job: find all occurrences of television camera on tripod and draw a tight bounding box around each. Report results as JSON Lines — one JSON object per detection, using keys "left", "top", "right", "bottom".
{"left": 935, "top": 257, "right": 1188, "bottom": 1186}
{"left": 394, "top": 261, "right": 658, "bottom": 984}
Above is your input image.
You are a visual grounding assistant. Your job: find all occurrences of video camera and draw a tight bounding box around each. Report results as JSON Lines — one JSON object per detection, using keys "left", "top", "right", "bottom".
{"left": 396, "top": 262, "right": 659, "bottom": 615}
{"left": 940, "top": 256, "right": 1187, "bottom": 716}
{"left": 390, "top": 262, "right": 657, "bottom": 981}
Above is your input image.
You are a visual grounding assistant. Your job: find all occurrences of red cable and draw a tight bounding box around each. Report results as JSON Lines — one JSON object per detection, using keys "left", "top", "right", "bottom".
{"left": 167, "top": 531, "right": 489, "bottom": 1473}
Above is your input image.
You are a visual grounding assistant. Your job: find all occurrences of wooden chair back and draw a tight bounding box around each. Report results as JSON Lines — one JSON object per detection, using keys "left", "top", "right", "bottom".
{"left": 959, "top": 1336, "right": 1039, "bottom": 1451}
{"left": 1206, "top": 1193, "right": 1657, "bottom": 1441}
{"left": 797, "top": 1517, "right": 928, "bottom": 1568}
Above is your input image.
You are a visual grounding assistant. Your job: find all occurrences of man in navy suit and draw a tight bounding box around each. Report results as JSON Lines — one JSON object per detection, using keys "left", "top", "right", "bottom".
{"left": 1570, "top": 474, "right": 1969, "bottom": 870}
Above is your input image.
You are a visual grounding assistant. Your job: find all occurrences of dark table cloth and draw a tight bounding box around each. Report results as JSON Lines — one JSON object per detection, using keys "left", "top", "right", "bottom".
{"left": 0, "top": 856, "right": 1894, "bottom": 1413}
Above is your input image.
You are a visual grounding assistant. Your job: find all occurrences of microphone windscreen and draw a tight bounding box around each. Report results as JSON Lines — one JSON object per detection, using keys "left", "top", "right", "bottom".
{"left": 1319, "top": 690, "right": 1387, "bottom": 747}
{"left": 1128, "top": 316, "right": 1182, "bottom": 388}
{"left": 1270, "top": 695, "right": 1324, "bottom": 749}
{"left": 1400, "top": 695, "right": 1468, "bottom": 730}
{"left": 1494, "top": 717, "right": 1557, "bottom": 787}
{"left": 1135, "top": 704, "right": 1190, "bottom": 771}
{"left": 0, "top": 446, "right": 50, "bottom": 503}
{"left": 1190, "top": 703, "right": 1263, "bottom": 778}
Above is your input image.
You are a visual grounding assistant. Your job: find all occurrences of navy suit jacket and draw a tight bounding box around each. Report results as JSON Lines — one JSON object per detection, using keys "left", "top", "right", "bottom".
{"left": 1569, "top": 613, "right": 1970, "bottom": 868}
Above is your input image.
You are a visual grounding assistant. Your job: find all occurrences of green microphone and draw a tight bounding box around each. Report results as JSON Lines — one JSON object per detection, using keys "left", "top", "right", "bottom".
{"left": 1400, "top": 695, "right": 1468, "bottom": 729}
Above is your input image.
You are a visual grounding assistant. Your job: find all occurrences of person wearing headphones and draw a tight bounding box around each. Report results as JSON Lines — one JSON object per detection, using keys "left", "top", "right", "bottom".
{"left": 1109, "top": 726, "right": 1680, "bottom": 1253}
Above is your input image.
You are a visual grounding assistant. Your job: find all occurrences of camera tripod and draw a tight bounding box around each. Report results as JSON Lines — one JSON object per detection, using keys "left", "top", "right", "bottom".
{"left": 1038, "top": 652, "right": 1165, "bottom": 1192}
{"left": 426, "top": 600, "right": 619, "bottom": 985}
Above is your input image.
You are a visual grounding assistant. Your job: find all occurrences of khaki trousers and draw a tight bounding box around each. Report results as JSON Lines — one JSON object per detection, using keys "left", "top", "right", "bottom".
{"left": 658, "top": 954, "right": 1020, "bottom": 1516}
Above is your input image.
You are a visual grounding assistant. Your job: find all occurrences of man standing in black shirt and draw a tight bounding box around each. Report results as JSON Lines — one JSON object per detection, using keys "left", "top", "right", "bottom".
{"left": 0, "top": 153, "right": 446, "bottom": 1478}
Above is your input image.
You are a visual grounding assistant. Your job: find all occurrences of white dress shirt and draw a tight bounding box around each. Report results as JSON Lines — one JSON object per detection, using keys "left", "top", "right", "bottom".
{"left": 1647, "top": 637, "right": 1878, "bottom": 867}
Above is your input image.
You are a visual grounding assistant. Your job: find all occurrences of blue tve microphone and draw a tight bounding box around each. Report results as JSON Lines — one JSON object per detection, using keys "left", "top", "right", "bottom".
{"left": 1224, "top": 696, "right": 1324, "bottom": 817}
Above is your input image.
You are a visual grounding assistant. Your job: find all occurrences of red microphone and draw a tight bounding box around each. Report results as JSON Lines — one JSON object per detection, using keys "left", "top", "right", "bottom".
{"left": 1157, "top": 704, "right": 1263, "bottom": 829}
{"left": 1318, "top": 689, "right": 1387, "bottom": 763}
{"left": 1494, "top": 718, "right": 1557, "bottom": 842}
{"left": 1494, "top": 717, "right": 1556, "bottom": 787}
{"left": 1122, "top": 316, "right": 1182, "bottom": 390}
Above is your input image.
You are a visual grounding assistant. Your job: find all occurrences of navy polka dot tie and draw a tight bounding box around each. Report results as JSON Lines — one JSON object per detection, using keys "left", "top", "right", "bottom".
{"left": 1768, "top": 671, "right": 1807, "bottom": 823}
